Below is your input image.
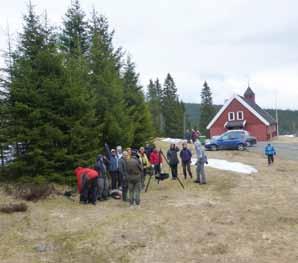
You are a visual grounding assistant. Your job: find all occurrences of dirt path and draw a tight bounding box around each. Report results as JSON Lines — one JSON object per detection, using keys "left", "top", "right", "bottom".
{"left": 0, "top": 142, "right": 297, "bottom": 263}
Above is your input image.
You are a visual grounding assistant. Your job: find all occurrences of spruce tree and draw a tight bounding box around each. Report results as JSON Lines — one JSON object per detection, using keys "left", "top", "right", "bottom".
{"left": 60, "top": 0, "right": 89, "bottom": 56}
{"left": 199, "top": 81, "right": 216, "bottom": 135}
{"left": 7, "top": 3, "right": 99, "bottom": 180}
{"left": 88, "top": 11, "right": 133, "bottom": 147}
{"left": 0, "top": 31, "right": 12, "bottom": 170}
{"left": 122, "top": 56, "right": 153, "bottom": 147}
{"left": 161, "top": 73, "right": 184, "bottom": 137}
{"left": 8, "top": 3, "right": 65, "bottom": 178}
{"left": 147, "top": 78, "right": 162, "bottom": 135}
{"left": 60, "top": 2, "right": 100, "bottom": 171}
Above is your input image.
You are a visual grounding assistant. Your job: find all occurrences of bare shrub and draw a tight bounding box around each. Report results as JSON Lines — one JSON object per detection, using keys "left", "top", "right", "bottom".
{"left": 14, "top": 184, "right": 56, "bottom": 202}
{"left": 0, "top": 203, "right": 28, "bottom": 214}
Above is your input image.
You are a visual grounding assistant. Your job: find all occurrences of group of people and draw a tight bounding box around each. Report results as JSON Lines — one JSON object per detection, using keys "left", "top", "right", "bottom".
{"left": 74, "top": 143, "right": 167, "bottom": 207}
{"left": 185, "top": 129, "right": 201, "bottom": 144}
{"left": 166, "top": 140, "right": 208, "bottom": 184}
{"left": 74, "top": 138, "right": 208, "bottom": 207}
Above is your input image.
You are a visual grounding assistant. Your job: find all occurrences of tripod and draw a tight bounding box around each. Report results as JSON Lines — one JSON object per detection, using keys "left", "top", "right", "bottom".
{"left": 145, "top": 150, "right": 185, "bottom": 192}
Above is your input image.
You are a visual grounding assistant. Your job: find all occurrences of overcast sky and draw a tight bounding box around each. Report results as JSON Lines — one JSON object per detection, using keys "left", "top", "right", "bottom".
{"left": 1, "top": 0, "right": 298, "bottom": 109}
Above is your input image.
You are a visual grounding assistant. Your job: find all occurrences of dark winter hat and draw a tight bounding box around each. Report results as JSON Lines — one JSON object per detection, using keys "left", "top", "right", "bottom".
{"left": 131, "top": 149, "right": 138, "bottom": 157}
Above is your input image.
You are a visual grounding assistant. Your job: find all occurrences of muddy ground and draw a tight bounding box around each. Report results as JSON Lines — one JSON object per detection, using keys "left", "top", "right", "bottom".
{"left": 0, "top": 140, "right": 297, "bottom": 263}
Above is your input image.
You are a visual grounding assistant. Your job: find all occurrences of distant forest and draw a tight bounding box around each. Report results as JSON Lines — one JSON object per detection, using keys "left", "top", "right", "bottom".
{"left": 185, "top": 103, "right": 298, "bottom": 135}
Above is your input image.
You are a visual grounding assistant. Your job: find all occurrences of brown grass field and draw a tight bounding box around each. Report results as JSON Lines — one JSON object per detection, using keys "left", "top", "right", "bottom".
{"left": 0, "top": 139, "right": 297, "bottom": 263}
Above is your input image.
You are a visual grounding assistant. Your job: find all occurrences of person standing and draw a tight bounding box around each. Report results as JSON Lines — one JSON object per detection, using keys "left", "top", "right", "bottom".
{"left": 145, "top": 144, "right": 153, "bottom": 159}
{"left": 191, "top": 129, "right": 198, "bottom": 144}
{"left": 265, "top": 143, "right": 276, "bottom": 165}
{"left": 116, "top": 146, "right": 123, "bottom": 159}
{"left": 118, "top": 151, "right": 129, "bottom": 202}
{"left": 126, "top": 148, "right": 132, "bottom": 160}
{"left": 105, "top": 143, "right": 120, "bottom": 190}
{"left": 194, "top": 140, "right": 207, "bottom": 184}
{"left": 167, "top": 144, "right": 180, "bottom": 180}
{"left": 138, "top": 147, "right": 150, "bottom": 189}
{"left": 180, "top": 143, "right": 193, "bottom": 179}
{"left": 94, "top": 155, "right": 109, "bottom": 201}
{"left": 150, "top": 148, "right": 163, "bottom": 176}
{"left": 185, "top": 129, "right": 191, "bottom": 144}
{"left": 126, "top": 151, "right": 142, "bottom": 207}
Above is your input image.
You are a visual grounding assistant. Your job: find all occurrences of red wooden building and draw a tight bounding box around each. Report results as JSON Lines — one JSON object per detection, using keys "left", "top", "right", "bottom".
{"left": 206, "top": 87, "right": 277, "bottom": 141}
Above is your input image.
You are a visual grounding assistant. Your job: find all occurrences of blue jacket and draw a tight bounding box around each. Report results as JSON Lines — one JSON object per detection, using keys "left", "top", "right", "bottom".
{"left": 265, "top": 145, "right": 276, "bottom": 156}
{"left": 95, "top": 156, "right": 108, "bottom": 177}
{"left": 105, "top": 143, "right": 119, "bottom": 172}
{"left": 180, "top": 148, "right": 192, "bottom": 162}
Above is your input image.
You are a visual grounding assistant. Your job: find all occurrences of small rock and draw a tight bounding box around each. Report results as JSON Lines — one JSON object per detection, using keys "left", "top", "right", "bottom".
{"left": 34, "top": 243, "right": 53, "bottom": 253}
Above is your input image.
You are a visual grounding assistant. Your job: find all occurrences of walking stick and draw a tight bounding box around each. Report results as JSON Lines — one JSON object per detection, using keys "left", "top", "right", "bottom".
{"left": 160, "top": 150, "right": 185, "bottom": 189}
{"left": 145, "top": 173, "right": 153, "bottom": 192}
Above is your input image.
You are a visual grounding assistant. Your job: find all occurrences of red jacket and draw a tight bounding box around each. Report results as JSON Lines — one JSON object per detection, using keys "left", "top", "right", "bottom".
{"left": 74, "top": 167, "right": 99, "bottom": 193}
{"left": 150, "top": 151, "right": 163, "bottom": 165}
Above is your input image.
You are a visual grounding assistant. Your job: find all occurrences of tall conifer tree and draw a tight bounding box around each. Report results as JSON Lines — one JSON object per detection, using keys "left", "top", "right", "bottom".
{"left": 161, "top": 73, "right": 184, "bottom": 137}
{"left": 199, "top": 81, "right": 215, "bottom": 135}
{"left": 122, "top": 57, "right": 153, "bottom": 146}
{"left": 88, "top": 10, "right": 133, "bottom": 147}
{"left": 147, "top": 79, "right": 162, "bottom": 135}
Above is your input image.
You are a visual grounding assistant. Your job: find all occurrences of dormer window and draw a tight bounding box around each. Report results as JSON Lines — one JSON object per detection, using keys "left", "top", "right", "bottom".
{"left": 237, "top": 111, "right": 244, "bottom": 120}
{"left": 228, "top": 112, "right": 235, "bottom": 121}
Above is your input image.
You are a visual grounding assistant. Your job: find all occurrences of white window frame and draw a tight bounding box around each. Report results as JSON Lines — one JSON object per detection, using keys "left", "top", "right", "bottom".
{"left": 237, "top": 111, "right": 244, "bottom": 120}
{"left": 228, "top": 112, "right": 235, "bottom": 121}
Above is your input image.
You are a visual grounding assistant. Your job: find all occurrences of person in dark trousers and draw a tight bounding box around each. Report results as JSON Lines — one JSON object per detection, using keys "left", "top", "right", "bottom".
{"left": 118, "top": 151, "right": 129, "bottom": 202}
{"left": 150, "top": 148, "right": 163, "bottom": 176}
{"left": 94, "top": 155, "right": 109, "bottom": 201}
{"left": 167, "top": 144, "right": 180, "bottom": 180}
{"left": 74, "top": 167, "right": 99, "bottom": 205}
{"left": 265, "top": 143, "right": 276, "bottom": 165}
{"left": 126, "top": 150, "right": 142, "bottom": 207}
{"left": 105, "top": 143, "right": 120, "bottom": 190}
{"left": 194, "top": 140, "right": 207, "bottom": 184}
{"left": 180, "top": 142, "right": 193, "bottom": 179}
{"left": 185, "top": 129, "right": 191, "bottom": 144}
{"left": 138, "top": 147, "right": 150, "bottom": 189}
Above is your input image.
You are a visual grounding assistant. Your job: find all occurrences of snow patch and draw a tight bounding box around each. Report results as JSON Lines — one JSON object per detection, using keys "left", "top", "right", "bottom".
{"left": 191, "top": 158, "right": 258, "bottom": 174}
{"left": 280, "top": 134, "right": 295, "bottom": 138}
{"left": 161, "top": 138, "right": 186, "bottom": 144}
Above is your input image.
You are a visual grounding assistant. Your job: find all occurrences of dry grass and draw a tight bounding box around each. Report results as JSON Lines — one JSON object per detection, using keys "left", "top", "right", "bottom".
{"left": 273, "top": 135, "right": 298, "bottom": 143}
{"left": 0, "top": 140, "right": 297, "bottom": 263}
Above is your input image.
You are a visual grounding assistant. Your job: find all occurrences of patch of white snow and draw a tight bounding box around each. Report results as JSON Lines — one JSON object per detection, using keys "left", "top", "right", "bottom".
{"left": 161, "top": 138, "right": 186, "bottom": 144}
{"left": 191, "top": 158, "right": 258, "bottom": 174}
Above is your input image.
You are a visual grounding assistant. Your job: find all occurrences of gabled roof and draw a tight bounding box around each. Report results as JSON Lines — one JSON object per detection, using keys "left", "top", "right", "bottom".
{"left": 206, "top": 95, "right": 276, "bottom": 130}
{"left": 240, "top": 96, "right": 276, "bottom": 125}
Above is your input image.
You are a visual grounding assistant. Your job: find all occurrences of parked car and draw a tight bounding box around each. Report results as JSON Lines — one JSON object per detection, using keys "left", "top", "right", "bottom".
{"left": 241, "top": 130, "right": 257, "bottom": 146}
{"left": 205, "top": 130, "right": 248, "bottom": 151}
{"left": 210, "top": 130, "right": 257, "bottom": 147}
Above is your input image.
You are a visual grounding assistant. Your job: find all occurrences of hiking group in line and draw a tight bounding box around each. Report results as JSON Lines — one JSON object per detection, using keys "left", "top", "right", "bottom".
{"left": 74, "top": 137, "right": 208, "bottom": 207}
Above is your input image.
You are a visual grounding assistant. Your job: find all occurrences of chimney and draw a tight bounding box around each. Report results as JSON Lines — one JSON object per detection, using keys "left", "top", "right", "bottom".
{"left": 244, "top": 86, "right": 255, "bottom": 104}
